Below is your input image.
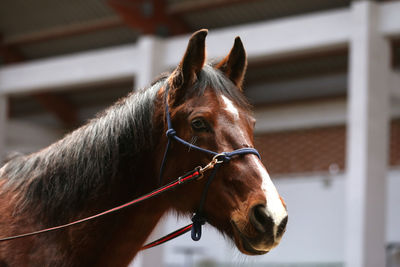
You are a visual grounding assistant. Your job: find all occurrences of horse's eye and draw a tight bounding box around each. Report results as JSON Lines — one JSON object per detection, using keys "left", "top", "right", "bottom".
{"left": 191, "top": 118, "right": 209, "bottom": 132}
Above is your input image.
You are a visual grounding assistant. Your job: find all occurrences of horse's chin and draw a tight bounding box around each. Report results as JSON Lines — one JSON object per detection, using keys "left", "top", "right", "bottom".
{"left": 230, "top": 221, "right": 272, "bottom": 256}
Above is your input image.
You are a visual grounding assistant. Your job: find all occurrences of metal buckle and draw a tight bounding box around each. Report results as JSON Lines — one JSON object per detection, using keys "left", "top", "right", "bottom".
{"left": 197, "top": 153, "right": 225, "bottom": 179}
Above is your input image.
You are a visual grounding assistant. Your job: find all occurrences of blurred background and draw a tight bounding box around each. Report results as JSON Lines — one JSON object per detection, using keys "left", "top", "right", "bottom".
{"left": 0, "top": 0, "right": 399, "bottom": 266}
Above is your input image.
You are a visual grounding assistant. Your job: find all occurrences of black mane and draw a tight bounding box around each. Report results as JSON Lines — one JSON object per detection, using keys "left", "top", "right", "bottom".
{"left": 2, "top": 81, "right": 162, "bottom": 224}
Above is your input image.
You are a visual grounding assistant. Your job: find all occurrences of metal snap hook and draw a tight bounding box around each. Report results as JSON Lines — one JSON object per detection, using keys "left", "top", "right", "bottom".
{"left": 212, "top": 153, "right": 226, "bottom": 164}
{"left": 197, "top": 153, "right": 226, "bottom": 178}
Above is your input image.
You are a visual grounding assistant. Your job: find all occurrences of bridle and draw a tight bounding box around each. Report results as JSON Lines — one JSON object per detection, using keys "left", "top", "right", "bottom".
{"left": 158, "top": 83, "right": 260, "bottom": 243}
{"left": 0, "top": 82, "right": 260, "bottom": 250}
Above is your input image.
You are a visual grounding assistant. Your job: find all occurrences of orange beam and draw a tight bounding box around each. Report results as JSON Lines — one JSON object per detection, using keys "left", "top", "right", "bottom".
{"left": 167, "top": 0, "right": 260, "bottom": 15}
{"left": 1, "top": 35, "right": 79, "bottom": 127}
{"left": 0, "top": 35, "right": 25, "bottom": 63}
{"left": 32, "top": 93, "right": 79, "bottom": 128}
{"left": 108, "top": 0, "right": 188, "bottom": 35}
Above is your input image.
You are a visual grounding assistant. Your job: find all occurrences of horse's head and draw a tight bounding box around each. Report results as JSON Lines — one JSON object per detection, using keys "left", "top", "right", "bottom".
{"left": 159, "top": 30, "right": 288, "bottom": 255}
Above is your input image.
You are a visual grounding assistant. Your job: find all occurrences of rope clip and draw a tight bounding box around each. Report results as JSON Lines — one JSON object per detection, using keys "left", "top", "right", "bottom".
{"left": 197, "top": 153, "right": 225, "bottom": 179}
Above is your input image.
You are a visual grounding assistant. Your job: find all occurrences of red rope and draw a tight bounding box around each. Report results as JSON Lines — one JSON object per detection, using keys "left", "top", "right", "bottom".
{"left": 0, "top": 170, "right": 201, "bottom": 243}
{"left": 141, "top": 224, "right": 193, "bottom": 250}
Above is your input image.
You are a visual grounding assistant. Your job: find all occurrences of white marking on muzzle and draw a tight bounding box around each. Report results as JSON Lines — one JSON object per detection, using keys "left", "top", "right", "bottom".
{"left": 251, "top": 156, "right": 287, "bottom": 236}
{"left": 220, "top": 94, "right": 287, "bottom": 238}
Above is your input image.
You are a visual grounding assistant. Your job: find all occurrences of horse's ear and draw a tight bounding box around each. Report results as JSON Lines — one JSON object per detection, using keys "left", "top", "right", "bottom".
{"left": 169, "top": 29, "right": 207, "bottom": 105}
{"left": 216, "top": 37, "right": 247, "bottom": 90}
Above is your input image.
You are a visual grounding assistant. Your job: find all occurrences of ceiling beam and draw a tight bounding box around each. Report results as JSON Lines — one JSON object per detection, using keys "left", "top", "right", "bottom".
{"left": 31, "top": 92, "right": 78, "bottom": 128}
{"left": 167, "top": 0, "right": 260, "bottom": 15}
{"left": 32, "top": 92, "right": 78, "bottom": 128}
{"left": 1, "top": 35, "right": 79, "bottom": 127}
{"left": 108, "top": 0, "right": 189, "bottom": 35}
{"left": 3, "top": 17, "right": 124, "bottom": 46}
{"left": 0, "top": 34, "right": 25, "bottom": 63}
{"left": 248, "top": 46, "right": 348, "bottom": 69}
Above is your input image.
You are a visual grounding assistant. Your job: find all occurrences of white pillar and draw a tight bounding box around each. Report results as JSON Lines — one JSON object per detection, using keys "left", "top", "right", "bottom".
{"left": 0, "top": 96, "right": 7, "bottom": 162}
{"left": 135, "top": 36, "right": 165, "bottom": 90}
{"left": 345, "top": 1, "right": 390, "bottom": 267}
{"left": 131, "top": 35, "right": 166, "bottom": 267}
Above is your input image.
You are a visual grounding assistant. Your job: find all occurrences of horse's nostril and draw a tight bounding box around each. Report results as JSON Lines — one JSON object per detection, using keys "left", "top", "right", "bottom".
{"left": 276, "top": 216, "right": 288, "bottom": 238}
{"left": 253, "top": 205, "right": 268, "bottom": 225}
{"left": 250, "top": 205, "right": 274, "bottom": 235}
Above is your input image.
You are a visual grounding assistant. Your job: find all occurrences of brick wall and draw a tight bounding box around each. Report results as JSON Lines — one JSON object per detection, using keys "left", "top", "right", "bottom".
{"left": 255, "top": 119, "right": 400, "bottom": 176}
{"left": 390, "top": 119, "right": 400, "bottom": 167}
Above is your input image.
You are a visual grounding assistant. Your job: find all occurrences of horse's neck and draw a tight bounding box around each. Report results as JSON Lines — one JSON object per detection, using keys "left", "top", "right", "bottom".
{"left": 92, "top": 198, "right": 168, "bottom": 266}
{"left": 53, "top": 128, "right": 166, "bottom": 265}
{"left": 8, "top": 90, "right": 158, "bottom": 217}
{"left": 63, "top": 154, "right": 167, "bottom": 265}
{"left": 0, "top": 87, "right": 172, "bottom": 265}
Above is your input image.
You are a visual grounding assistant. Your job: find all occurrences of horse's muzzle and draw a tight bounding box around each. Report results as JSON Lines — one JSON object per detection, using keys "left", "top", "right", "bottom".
{"left": 231, "top": 204, "right": 288, "bottom": 255}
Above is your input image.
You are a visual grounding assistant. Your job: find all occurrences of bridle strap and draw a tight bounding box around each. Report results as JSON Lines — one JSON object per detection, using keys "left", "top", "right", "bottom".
{"left": 159, "top": 84, "right": 260, "bottom": 182}
{"left": 191, "top": 163, "right": 220, "bottom": 241}
{"left": 159, "top": 83, "right": 261, "bottom": 242}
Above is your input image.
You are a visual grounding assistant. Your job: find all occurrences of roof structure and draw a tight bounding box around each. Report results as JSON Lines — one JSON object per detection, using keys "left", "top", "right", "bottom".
{"left": 0, "top": 0, "right": 397, "bottom": 127}
{"left": 1, "top": 0, "right": 354, "bottom": 60}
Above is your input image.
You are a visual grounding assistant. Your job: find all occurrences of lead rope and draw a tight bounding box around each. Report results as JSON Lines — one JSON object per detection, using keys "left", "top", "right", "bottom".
{"left": 0, "top": 168, "right": 202, "bottom": 243}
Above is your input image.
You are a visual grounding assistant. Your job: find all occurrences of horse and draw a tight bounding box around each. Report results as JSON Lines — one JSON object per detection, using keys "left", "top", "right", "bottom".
{"left": 0, "top": 29, "right": 288, "bottom": 266}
